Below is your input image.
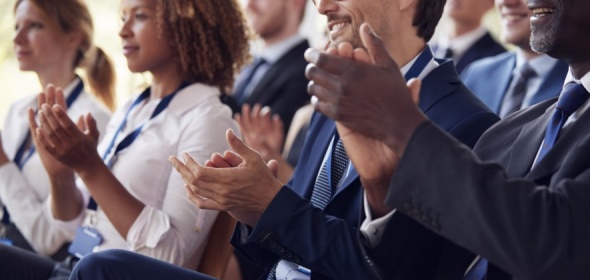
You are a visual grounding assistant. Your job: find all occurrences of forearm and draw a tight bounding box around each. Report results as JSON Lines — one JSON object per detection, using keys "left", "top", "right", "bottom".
{"left": 77, "top": 161, "right": 143, "bottom": 239}
{"left": 49, "top": 170, "right": 83, "bottom": 221}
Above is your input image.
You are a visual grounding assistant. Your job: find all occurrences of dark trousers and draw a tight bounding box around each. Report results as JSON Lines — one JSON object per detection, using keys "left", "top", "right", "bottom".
{"left": 0, "top": 244, "right": 55, "bottom": 280}
{"left": 70, "top": 250, "right": 217, "bottom": 280}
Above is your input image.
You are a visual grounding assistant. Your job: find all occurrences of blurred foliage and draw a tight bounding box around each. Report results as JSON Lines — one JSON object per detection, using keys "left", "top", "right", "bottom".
{"left": 0, "top": 1, "right": 15, "bottom": 63}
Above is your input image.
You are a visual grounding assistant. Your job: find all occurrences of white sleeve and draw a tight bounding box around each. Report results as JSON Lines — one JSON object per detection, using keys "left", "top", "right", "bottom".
{"left": 360, "top": 192, "right": 396, "bottom": 247}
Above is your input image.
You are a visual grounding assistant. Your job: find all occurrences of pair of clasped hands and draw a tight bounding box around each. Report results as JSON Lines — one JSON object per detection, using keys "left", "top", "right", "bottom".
{"left": 170, "top": 23, "right": 428, "bottom": 227}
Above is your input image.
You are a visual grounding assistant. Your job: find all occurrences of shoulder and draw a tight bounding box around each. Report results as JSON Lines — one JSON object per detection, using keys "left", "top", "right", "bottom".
{"left": 464, "top": 52, "right": 515, "bottom": 74}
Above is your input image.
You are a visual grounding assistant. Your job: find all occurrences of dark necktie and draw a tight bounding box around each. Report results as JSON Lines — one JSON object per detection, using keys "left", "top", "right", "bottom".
{"left": 267, "top": 138, "right": 349, "bottom": 279}
{"left": 536, "top": 82, "right": 589, "bottom": 163}
{"left": 233, "top": 58, "right": 266, "bottom": 104}
{"left": 444, "top": 48, "right": 454, "bottom": 59}
{"left": 499, "top": 63, "right": 537, "bottom": 118}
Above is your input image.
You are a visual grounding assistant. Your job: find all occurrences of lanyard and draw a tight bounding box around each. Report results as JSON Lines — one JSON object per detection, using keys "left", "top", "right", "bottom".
{"left": 404, "top": 47, "right": 434, "bottom": 81}
{"left": 87, "top": 82, "right": 189, "bottom": 211}
{"left": 2, "top": 79, "right": 85, "bottom": 225}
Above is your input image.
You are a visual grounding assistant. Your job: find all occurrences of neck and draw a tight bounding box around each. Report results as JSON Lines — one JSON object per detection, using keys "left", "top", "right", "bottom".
{"left": 448, "top": 22, "right": 481, "bottom": 39}
{"left": 386, "top": 36, "right": 427, "bottom": 71}
{"left": 570, "top": 60, "right": 590, "bottom": 80}
{"left": 36, "top": 65, "right": 77, "bottom": 91}
{"left": 263, "top": 27, "right": 298, "bottom": 47}
{"left": 150, "top": 67, "right": 186, "bottom": 99}
{"left": 520, "top": 47, "right": 542, "bottom": 61}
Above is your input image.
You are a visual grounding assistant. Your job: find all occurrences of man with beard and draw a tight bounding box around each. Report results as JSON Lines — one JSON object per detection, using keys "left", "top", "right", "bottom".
{"left": 304, "top": 0, "right": 590, "bottom": 278}
{"left": 66, "top": 0, "right": 499, "bottom": 279}
{"left": 461, "top": 0, "right": 568, "bottom": 117}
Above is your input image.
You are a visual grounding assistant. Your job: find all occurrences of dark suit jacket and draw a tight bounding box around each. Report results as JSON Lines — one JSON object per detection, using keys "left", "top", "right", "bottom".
{"left": 231, "top": 60, "right": 500, "bottom": 279}
{"left": 385, "top": 94, "right": 590, "bottom": 279}
{"left": 236, "top": 40, "right": 311, "bottom": 132}
{"left": 461, "top": 52, "right": 568, "bottom": 114}
{"left": 434, "top": 32, "right": 506, "bottom": 74}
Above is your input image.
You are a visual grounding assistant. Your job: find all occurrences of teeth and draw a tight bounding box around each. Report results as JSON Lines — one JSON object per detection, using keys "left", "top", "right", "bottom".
{"left": 331, "top": 22, "right": 350, "bottom": 31}
{"left": 532, "top": 8, "right": 556, "bottom": 16}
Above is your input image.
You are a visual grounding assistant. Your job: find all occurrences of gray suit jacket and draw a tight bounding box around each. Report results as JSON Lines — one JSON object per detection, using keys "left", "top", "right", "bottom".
{"left": 381, "top": 97, "right": 590, "bottom": 280}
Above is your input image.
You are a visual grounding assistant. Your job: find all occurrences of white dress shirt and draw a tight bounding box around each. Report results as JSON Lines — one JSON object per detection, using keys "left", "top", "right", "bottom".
{"left": 435, "top": 27, "right": 487, "bottom": 62}
{"left": 0, "top": 78, "right": 111, "bottom": 255}
{"left": 46, "top": 83, "right": 238, "bottom": 268}
{"left": 361, "top": 69, "right": 590, "bottom": 246}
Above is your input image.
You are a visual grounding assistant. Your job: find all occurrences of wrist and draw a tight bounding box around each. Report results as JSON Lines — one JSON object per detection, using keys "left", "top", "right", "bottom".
{"left": 76, "top": 158, "right": 107, "bottom": 181}
{"left": 384, "top": 114, "right": 427, "bottom": 156}
{"left": 362, "top": 178, "right": 394, "bottom": 219}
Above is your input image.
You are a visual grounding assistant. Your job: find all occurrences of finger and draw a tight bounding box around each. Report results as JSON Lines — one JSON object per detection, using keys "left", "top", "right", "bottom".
{"left": 240, "top": 104, "right": 253, "bottom": 136}
{"left": 353, "top": 48, "right": 371, "bottom": 64}
{"left": 226, "top": 129, "right": 261, "bottom": 162}
{"left": 77, "top": 116, "right": 87, "bottom": 132}
{"left": 359, "top": 23, "right": 399, "bottom": 69}
{"left": 407, "top": 78, "right": 422, "bottom": 105}
{"left": 259, "top": 107, "right": 272, "bottom": 133}
{"left": 52, "top": 87, "right": 67, "bottom": 109}
{"left": 37, "top": 92, "right": 46, "bottom": 110}
{"left": 304, "top": 48, "right": 347, "bottom": 75}
{"left": 169, "top": 155, "right": 197, "bottom": 185}
{"left": 210, "top": 153, "right": 233, "bottom": 168}
{"left": 28, "top": 108, "right": 39, "bottom": 144}
{"left": 222, "top": 150, "right": 244, "bottom": 167}
{"left": 52, "top": 105, "right": 82, "bottom": 139}
{"left": 39, "top": 106, "right": 67, "bottom": 147}
{"left": 85, "top": 113, "right": 100, "bottom": 141}
{"left": 305, "top": 64, "right": 339, "bottom": 90}
{"left": 36, "top": 127, "right": 56, "bottom": 154}
{"left": 312, "top": 99, "right": 335, "bottom": 120}
{"left": 271, "top": 115, "right": 284, "bottom": 139}
{"left": 204, "top": 160, "right": 217, "bottom": 168}
{"left": 307, "top": 81, "right": 336, "bottom": 104}
{"left": 45, "top": 84, "right": 56, "bottom": 106}
{"left": 337, "top": 42, "right": 354, "bottom": 59}
{"left": 184, "top": 184, "right": 225, "bottom": 211}
{"left": 267, "top": 159, "right": 279, "bottom": 179}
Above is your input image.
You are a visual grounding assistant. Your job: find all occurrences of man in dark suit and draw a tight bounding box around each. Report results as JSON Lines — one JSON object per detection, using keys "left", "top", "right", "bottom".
{"left": 305, "top": 0, "right": 590, "bottom": 278}
{"left": 432, "top": 0, "right": 506, "bottom": 73}
{"left": 461, "top": 0, "right": 568, "bottom": 117}
{"left": 232, "top": 0, "right": 310, "bottom": 132}
{"left": 65, "top": 0, "right": 498, "bottom": 279}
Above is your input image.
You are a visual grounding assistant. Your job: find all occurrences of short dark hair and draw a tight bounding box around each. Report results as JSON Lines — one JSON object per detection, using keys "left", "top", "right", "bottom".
{"left": 413, "top": 0, "right": 447, "bottom": 42}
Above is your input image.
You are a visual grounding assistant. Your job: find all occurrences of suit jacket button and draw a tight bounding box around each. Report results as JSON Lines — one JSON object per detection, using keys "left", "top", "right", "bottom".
{"left": 277, "top": 246, "right": 285, "bottom": 253}
{"left": 268, "top": 240, "right": 277, "bottom": 249}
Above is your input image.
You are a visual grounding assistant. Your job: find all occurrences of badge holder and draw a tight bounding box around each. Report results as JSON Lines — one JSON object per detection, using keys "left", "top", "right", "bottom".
{"left": 68, "top": 210, "right": 103, "bottom": 258}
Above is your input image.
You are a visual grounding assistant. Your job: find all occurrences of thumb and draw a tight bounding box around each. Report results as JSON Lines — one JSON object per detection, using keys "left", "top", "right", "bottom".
{"left": 267, "top": 159, "right": 279, "bottom": 179}
{"left": 226, "top": 129, "right": 259, "bottom": 162}
{"left": 359, "top": 23, "right": 398, "bottom": 69}
{"left": 407, "top": 78, "right": 422, "bottom": 105}
{"left": 85, "top": 113, "right": 100, "bottom": 141}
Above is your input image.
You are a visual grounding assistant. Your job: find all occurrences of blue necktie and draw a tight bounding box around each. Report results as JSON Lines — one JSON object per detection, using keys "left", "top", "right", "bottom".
{"left": 499, "top": 63, "right": 537, "bottom": 118}
{"left": 537, "top": 82, "right": 589, "bottom": 163}
{"left": 233, "top": 58, "right": 266, "bottom": 104}
{"left": 267, "top": 138, "right": 349, "bottom": 279}
{"left": 463, "top": 258, "right": 488, "bottom": 280}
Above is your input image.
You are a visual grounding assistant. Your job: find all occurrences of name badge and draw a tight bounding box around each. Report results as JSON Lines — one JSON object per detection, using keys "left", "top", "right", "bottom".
{"left": 68, "top": 226, "right": 103, "bottom": 258}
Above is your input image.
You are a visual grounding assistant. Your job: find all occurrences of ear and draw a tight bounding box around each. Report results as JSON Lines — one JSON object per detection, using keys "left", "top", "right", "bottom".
{"left": 65, "top": 31, "right": 83, "bottom": 52}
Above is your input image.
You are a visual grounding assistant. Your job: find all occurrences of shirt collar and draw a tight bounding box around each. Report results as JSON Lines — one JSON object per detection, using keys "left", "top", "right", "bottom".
{"left": 515, "top": 51, "right": 559, "bottom": 79}
{"left": 399, "top": 46, "right": 439, "bottom": 80}
{"left": 562, "top": 69, "right": 590, "bottom": 118}
{"left": 259, "top": 34, "right": 305, "bottom": 65}
{"left": 437, "top": 27, "right": 487, "bottom": 58}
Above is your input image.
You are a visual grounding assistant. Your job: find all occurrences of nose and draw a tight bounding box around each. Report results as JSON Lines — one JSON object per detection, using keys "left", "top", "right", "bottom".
{"left": 13, "top": 26, "right": 26, "bottom": 46}
{"left": 119, "top": 17, "right": 131, "bottom": 39}
{"left": 314, "top": 0, "right": 338, "bottom": 15}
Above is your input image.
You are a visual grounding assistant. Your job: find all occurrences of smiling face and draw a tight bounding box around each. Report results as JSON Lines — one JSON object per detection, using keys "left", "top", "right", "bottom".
{"left": 446, "top": 0, "right": 493, "bottom": 26}
{"left": 312, "top": 0, "right": 395, "bottom": 49}
{"left": 496, "top": 0, "right": 532, "bottom": 49}
{"left": 119, "top": 0, "right": 175, "bottom": 74}
{"left": 529, "top": 0, "right": 590, "bottom": 60}
{"left": 13, "top": 0, "right": 74, "bottom": 72}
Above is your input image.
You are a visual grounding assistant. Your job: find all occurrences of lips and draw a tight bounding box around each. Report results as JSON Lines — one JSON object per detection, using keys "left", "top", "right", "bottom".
{"left": 122, "top": 45, "right": 139, "bottom": 56}
{"left": 15, "top": 50, "right": 31, "bottom": 59}
{"left": 328, "top": 20, "right": 351, "bottom": 32}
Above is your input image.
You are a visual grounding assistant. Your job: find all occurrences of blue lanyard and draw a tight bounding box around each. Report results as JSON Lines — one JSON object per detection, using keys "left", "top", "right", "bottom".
{"left": 87, "top": 82, "right": 189, "bottom": 211}
{"left": 2, "top": 79, "right": 84, "bottom": 225}
{"left": 404, "top": 47, "right": 434, "bottom": 81}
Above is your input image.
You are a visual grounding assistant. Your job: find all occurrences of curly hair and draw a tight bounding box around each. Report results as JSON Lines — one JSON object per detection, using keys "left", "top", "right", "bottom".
{"left": 155, "top": 0, "right": 250, "bottom": 93}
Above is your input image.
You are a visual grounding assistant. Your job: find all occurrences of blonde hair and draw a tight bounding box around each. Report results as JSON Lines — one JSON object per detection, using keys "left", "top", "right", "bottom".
{"left": 15, "top": 0, "right": 116, "bottom": 111}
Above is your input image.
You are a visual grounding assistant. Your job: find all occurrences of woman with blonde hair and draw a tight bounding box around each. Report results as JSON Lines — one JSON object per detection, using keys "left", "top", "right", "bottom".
{"left": 0, "top": 0, "right": 250, "bottom": 279}
{"left": 0, "top": 0, "right": 115, "bottom": 259}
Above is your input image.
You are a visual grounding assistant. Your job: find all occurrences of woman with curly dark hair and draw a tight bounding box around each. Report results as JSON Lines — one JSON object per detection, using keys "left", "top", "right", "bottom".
{"left": 0, "top": 0, "right": 250, "bottom": 279}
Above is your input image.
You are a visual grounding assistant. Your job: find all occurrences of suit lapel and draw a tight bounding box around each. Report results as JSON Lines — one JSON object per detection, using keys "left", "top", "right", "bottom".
{"left": 247, "top": 41, "right": 308, "bottom": 104}
{"left": 506, "top": 107, "right": 553, "bottom": 177}
{"left": 418, "top": 60, "right": 459, "bottom": 112}
{"left": 527, "top": 107, "right": 590, "bottom": 181}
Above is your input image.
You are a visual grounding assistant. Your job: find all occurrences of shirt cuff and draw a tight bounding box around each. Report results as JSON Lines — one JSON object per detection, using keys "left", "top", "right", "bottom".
{"left": 360, "top": 192, "right": 396, "bottom": 247}
{"left": 126, "top": 206, "right": 171, "bottom": 250}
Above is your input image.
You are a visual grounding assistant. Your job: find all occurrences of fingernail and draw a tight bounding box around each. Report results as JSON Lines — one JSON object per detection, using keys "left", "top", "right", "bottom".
{"left": 304, "top": 48, "right": 319, "bottom": 64}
